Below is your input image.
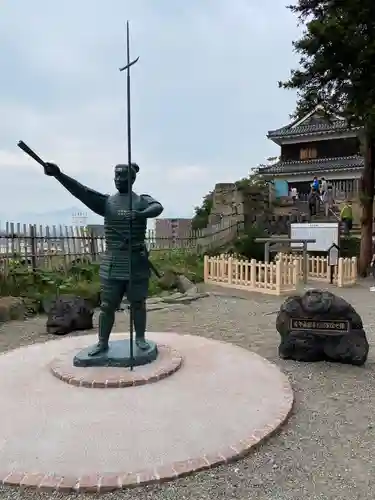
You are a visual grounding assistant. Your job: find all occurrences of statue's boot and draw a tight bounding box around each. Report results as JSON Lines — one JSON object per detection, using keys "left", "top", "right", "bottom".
{"left": 88, "top": 310, "right": 114, "bottom": 356}
{"left": 132, "top": 300, "right": 149, "bottom": 350}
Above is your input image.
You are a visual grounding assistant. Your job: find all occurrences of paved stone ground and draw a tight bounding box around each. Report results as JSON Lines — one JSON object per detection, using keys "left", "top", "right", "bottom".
{"left": 0, "top": 332, "right": 292, "bottom": 490}
{"left": 0, "top": 282, "right": 375, "bottom": 499}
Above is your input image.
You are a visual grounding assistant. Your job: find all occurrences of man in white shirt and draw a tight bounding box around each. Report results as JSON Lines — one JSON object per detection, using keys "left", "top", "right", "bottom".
{"left": 290, "top": 187, "right": 298, "bottom": 203}
{"left": 321, "top": 177, "right": 328, "bottom": 195}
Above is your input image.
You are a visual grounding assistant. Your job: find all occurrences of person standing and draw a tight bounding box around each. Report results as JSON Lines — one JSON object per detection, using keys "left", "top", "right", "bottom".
{"left": 308, "top": 188, "right": 319, "bottom": 217}
{"left": 322, "top": 183, "right": 334, "bottom": 217}
{"left": 371, "top": 235, "right": 375, "bottom": 278}
{"left": 312, "top": 176, "right": 319, "bottom": 191}
{"left": 320, "top": 177, "right": 327, "bottom": 196}
{"left": 340, "top": 200, "right": 353, "bottom": 234}
{"left": 290, "top": 186, "right": 298, "bottom": 203}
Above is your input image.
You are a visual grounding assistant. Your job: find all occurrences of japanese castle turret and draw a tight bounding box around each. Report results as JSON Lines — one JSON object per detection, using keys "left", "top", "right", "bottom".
{"left": 260, "top": 106, "right": 363, "bottom": 199}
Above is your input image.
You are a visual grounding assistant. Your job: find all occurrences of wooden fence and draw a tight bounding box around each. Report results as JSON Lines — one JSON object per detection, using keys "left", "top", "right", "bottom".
{"left": 277, "top": 253, "right": 357, "bottom": 287}
{"left": 204, "top": 254, "right": 298, "bottom": 295}
{"left": 337, "top": 257, "right": 358, "bottom": 287}
{"left": 0, "top": 216, "right": 243, "bottom": 270}
{"left": 204, "top": 253, "right": 357, "bottom": 295}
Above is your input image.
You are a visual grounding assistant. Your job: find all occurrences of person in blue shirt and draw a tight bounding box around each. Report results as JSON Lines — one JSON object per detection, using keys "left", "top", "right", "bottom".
{"left": 312, "top": 176, "right": 319, "bottom": 191}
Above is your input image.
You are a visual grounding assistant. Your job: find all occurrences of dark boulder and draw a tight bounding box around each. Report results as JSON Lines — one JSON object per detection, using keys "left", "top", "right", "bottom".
{"left": 276, "top": 289, "right": 368, "bottom": 366}
{"left": 46, "top": 295, "right": 94, "bottom": 335}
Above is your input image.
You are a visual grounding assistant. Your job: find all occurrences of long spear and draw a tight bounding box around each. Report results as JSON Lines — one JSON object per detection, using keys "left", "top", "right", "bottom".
{"left": 119, "top": 21, "right": 139, "bottom": 371}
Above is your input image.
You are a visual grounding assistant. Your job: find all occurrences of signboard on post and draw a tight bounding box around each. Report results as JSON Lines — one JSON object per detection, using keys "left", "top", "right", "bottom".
{"left": 290, "top": 223, "right": 339, "bottom": 252}
{"left": 327, "top": 242, "right": 340, "bottom": 284}
{"left": 328, "top": 243, "right": 339, "bottom": 266}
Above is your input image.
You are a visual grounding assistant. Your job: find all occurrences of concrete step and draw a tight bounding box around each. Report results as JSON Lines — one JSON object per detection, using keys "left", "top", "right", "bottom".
{"left": 311, "top": 218, "right": 340, "bottom": 223}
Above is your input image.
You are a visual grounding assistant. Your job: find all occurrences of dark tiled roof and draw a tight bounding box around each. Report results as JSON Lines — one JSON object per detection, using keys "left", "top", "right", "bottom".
{"left": 267, "top": 110, "right": 363, "bottom": 139}
{"left": 260, "top": 156, "right": 364, "bottom": 176}
{"left": 267, "top": 120, "right": 349, "bottom": 139}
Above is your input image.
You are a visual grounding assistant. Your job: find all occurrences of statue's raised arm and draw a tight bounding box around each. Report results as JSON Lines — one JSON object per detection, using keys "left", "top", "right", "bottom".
{"left": 44, "top": 162, "right": 108, "bottom": 217}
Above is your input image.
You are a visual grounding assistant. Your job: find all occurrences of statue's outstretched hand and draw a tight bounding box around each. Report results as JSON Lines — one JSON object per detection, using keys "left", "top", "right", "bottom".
{"left": 44, "top": 162, "right": 61, "bottom": 177}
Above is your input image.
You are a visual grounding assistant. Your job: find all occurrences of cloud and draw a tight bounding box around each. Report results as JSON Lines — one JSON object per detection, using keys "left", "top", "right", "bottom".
{"left": 166, "top": 165, "right": 208, "bottom": 183}
{"left": 0, "top": 0, "right": 301, "bottom": 224}
{"left": 0, "top": 150, "right": 38, "bottom": 170}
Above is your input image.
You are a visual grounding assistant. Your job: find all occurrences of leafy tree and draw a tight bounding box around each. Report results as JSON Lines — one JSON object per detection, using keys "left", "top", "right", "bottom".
{"left": 279, "top": 0, "right": 375, "bottom": 275}
{"left": 191, "top": 192, "right": 213, "bottom": 231}
{"left": 235, "top": 167, "right": 269, "bottom": 197}
{"left": 232, "top": 225, "right": 268, "bottom": 261}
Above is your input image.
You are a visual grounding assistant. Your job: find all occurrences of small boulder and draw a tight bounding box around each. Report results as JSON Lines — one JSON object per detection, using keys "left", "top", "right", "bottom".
{"left": 158, "top": 271, "right": 197, "bottom": 294}
{"left": 276, "top": 289, "right": 368, "bottom": 366}
{"left": 46, "top": 294, "right": 94, "bottom": 335}
{"left": 0, "top": 297, "right": 25, "bottom": 323}
{"left": 158, "top": 269, "right": 178, "bottom": 290}
{"left": 175, "top": 275, "right": 196, "bottom": 294}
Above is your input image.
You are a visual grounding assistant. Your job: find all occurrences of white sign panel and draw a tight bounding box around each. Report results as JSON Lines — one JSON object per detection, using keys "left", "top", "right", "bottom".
{"left": 290, "top": 223, "right": 339, "bottom": 252}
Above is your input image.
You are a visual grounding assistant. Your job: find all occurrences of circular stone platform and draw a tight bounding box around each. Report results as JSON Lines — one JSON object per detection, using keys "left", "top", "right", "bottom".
{"left": 0, "top": 332, "right": 293, "bottom": 494}
{"left": 51, "top": 344, "right": 183, "bottom": 388}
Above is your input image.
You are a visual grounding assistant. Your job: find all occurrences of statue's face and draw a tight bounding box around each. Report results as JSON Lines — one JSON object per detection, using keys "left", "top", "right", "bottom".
{"left": 114, "top": 164, "right": 137, "bottom": 193}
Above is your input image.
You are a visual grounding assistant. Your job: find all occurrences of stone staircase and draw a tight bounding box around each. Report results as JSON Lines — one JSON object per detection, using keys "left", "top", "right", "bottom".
{"left": 297, "top": 200, "right": 361, "bottom": 235}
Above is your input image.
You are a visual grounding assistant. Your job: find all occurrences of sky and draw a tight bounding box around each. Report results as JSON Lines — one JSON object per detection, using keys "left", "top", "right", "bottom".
{"left": 0, "top": 0, "right": 301, "bottom": 226}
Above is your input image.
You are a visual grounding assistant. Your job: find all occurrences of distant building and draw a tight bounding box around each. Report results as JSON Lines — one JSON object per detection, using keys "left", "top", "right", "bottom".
{"left": 72, "top": 211, "right": 88, "bottom": 227}
{"left": 259, "top": 105, "right": 363, "bottom": 198}
{"left": 155, "top": 218, "right": 192, "bottom": 242}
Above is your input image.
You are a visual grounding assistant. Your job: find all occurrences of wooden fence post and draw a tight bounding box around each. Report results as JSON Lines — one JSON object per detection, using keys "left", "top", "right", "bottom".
{"left": 337, "top": 258, "right": 344, "bottom": 287}
{"left": 203, "top": 255, "right": 209, "bottom": 282}
{"left": 352, "top": 257, "right": 357, "bottom": 282}
{"left": 293, "top": 259, "right": 299, "bottom": 287}
{"left": 29, "top": 224, "right": 37, "bottom": 271}
{"left": 250, "top": 259, "right": 256, "bottom": 288}
{"left": 275, "top": 260, "right": 281, "bottom": 295}
{"left": 89, "top": 228, "right": 98, "bottom": 261}
{"left": 227, "top": 257, "right": 233, "bottom": 284}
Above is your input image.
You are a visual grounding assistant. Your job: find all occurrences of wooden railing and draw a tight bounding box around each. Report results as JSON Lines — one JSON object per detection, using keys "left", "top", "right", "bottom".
{"left": 337, "top": 257, "right": 357, "bottom": 286}
{"left": 204, "top": 254, "right": 299, "bottom": 295}
{"left": 277, "top": 253, "right": 357, "bottom": 287}
{"left": 204, "top": 253, "right": 358, "bottom": 294}
{"left": 276, "top": 253, "right": 358, "bottom": 288}
{"left": 277, "top": 253, "right": 330, "bottom": 281}
{"left": 0, "top": 216, "right": 242, "bottom": 270}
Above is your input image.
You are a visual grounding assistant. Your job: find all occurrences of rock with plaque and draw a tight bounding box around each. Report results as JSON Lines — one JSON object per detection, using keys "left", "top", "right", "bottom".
{"left": 276, "top": 289, "right": 368, "bottom": 366}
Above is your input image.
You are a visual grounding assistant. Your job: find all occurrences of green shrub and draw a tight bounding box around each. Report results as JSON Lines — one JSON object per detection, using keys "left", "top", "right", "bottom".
{"left": 232, "top": 227, "right": 267, "bottom": 261}
{"left": 206, "top": 225, "right": 267, "bottom": 261}
{"left": 339, "top": 236, "right": 360, "bottom": 257}
{"left": 151, "top": 249, "right": 204, "bottom": 283}
{"left": 0, "top": 249, "right": 204, "bottom": 313}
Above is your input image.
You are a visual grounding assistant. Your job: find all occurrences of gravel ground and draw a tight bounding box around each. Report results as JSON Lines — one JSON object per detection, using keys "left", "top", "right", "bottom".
{"left": 1, "top": 284, "right": 375, "bottom": 499}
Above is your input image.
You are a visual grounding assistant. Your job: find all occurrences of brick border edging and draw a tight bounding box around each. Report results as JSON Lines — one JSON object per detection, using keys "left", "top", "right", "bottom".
{"left": 49, "top": 345, "right": 183, "bottom": 388}
{"left": 0, "top": 377, "right": 294, "bottom": 493}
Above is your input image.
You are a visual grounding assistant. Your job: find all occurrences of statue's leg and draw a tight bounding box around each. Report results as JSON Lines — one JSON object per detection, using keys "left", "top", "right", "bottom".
{"left": 88, "top": 278, "right": 126, "bottom": 356}
{"left": 128, "top": 279, "right": 149, "bottom": 350}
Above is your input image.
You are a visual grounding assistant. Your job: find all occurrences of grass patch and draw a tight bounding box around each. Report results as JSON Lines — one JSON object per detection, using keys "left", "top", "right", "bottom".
{"left": 0, "top": 249, "right": 204, "bottom": 314}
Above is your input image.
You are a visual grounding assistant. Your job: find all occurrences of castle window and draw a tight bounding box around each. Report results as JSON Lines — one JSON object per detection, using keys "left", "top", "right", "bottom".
{"left": 300, "top": 147, "right": 317, "bottom": 160}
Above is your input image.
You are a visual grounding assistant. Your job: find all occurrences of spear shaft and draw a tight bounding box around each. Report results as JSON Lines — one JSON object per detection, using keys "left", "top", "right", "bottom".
{"left": 119, "top": 21, "right": 139, "bottom": 370}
